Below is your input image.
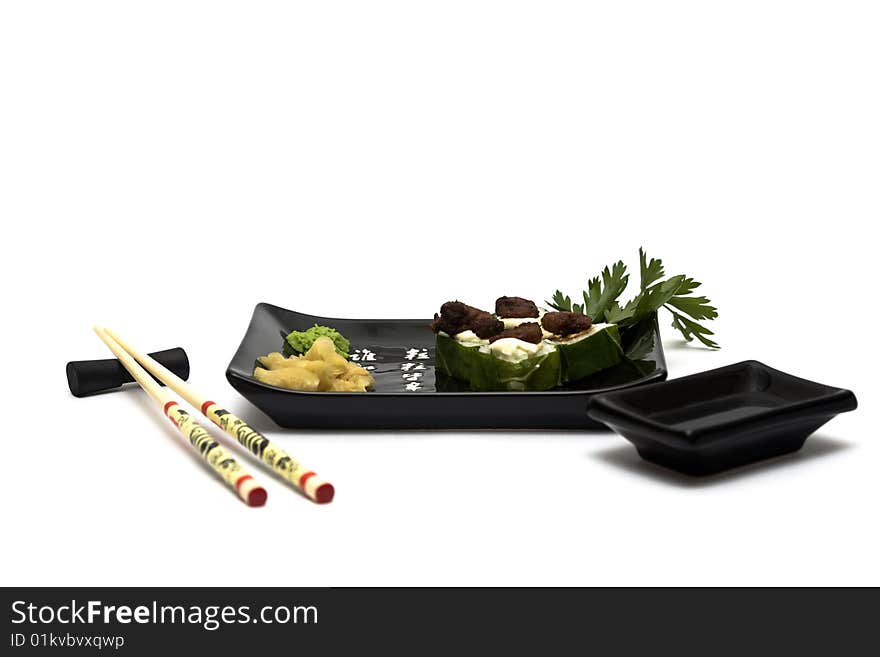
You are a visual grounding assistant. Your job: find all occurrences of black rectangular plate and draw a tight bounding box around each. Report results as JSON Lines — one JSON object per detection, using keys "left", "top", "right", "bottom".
{"left": 226, "top": 303, "right": 668, "bottom": 429}
{"left": 588, "top": 360, "right": 857, "bottom": 475}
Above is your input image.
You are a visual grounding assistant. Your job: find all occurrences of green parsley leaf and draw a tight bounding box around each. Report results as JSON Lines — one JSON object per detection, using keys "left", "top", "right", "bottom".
{"left": 550, "top": 249, "right": 719, "bottom": 348}
{"left": 672, "top": 276, "right": 702, "bottom": 296}
{"left": 583, "top": 260, "right": 629, "bottom": 322}
{"left": 639, "top": 247, "right": 665, "bottom": 291}
{"left": 622, "top": 317, "right": 657, "bottom": 360}
{"left": 668, "top": 310, "right": 719, "bottom": 349}
{"left": 548, "top": 290, "right": 572, "bottom": 312}
{"left": 604, "top": 297, "right": 639, "bottom": 325}
{"left": 547, "top": 290, "right": 584, "bottom": 314}
{"left": 635, "top": 274, "right": 686, "bottom": 317}
{"left": 666, "top": 293, "right": 718, "bottom": 321}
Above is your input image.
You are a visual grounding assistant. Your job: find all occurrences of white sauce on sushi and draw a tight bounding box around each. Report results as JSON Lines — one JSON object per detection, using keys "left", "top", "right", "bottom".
{"left": 500, "top": 316, "right": 530, "bottom": 329}
{"left": 499, "top": 310, "right": 547, "bottom": 330}
{"left": 482, "top": 338, "right": 555, "bottom": 363}
{"left": 453, "top": 329, "right": 489, "bottom": 345}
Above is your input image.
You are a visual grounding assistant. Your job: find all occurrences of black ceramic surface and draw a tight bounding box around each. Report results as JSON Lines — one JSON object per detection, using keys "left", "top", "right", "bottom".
{"left": 226, "top": 303, "right": 668, "bottom": 429}
{"left": 588, "top": 361, "right": 857, "bottom": 475}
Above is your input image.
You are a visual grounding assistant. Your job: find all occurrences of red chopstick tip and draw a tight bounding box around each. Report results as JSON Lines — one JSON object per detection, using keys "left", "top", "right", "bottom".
{"left": 247, "top": 486, "right": 268, "bottom": 507}
{"left": 314, "top": 482, "right": 335, "bottom": 504}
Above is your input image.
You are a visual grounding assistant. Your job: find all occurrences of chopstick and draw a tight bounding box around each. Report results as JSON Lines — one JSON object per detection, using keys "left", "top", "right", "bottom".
{"left": 103, "top": 327, "right": 335, "bottom": 504}
{"left": 93, "top": 327, "right": 268, "bottom": 507}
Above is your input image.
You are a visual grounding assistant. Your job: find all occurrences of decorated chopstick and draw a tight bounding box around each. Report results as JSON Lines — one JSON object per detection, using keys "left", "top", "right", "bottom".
{"left": 93, "top": 328, "right": 267, "bottom": 507}
{"left": 104, "top": 327, "right": 335, "bottom": 504}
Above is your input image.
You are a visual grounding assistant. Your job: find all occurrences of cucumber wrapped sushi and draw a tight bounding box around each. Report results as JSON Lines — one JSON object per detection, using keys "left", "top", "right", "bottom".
{"left": 435, "top": 332, "right": 562, "bottom": 392}
{"left": 430, "top": 298, "right": 623, "bottom": 391}
{"left": 546, "top": 323, "right": 623, "bottom": 382}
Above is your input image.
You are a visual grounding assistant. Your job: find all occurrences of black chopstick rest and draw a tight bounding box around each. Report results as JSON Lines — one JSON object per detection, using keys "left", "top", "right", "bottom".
{"left": 67, "top": 347, "right": 190, "bottom": 398}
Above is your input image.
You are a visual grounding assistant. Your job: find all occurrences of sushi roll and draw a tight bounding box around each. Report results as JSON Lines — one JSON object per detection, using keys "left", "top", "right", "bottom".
{"left": 431, "top": 298, "right": 622, "bottom": 391}
{"left": 541, "top": 311, "right": 623, "bottom": 382}
{"left": 435, "top": 319, "right": 562, "bottom": 392}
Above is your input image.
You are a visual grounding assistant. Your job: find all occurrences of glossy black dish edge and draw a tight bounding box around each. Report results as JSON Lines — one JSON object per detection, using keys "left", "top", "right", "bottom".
{"left": 588, "top": 360, "right": 857, "bottom": 476}
{"left": 226, "top": 302, "right": 668, "bottom": 430}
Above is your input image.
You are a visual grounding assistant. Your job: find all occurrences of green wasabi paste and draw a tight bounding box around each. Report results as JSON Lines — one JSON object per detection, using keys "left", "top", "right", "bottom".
{"left": 283, "top": 325, "right": 350, "bottom": 358}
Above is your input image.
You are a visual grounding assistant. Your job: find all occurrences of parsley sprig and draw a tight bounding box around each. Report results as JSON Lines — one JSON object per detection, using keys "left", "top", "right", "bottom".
{"left": 547, "top": 248, "right": 719, "bottom": 348}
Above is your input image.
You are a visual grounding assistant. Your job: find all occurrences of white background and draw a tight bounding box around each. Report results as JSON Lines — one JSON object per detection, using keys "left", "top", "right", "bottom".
{"left": 1, "top": 1, "right": 877, "bottom": 586}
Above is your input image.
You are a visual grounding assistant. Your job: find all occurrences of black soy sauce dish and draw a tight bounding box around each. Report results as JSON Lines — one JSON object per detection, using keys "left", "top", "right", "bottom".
{"left": 226, "top": 302, "right": 667, "bottom": 430}
{"left": 588, "top": 361, "right": 857, "bottom": 476}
